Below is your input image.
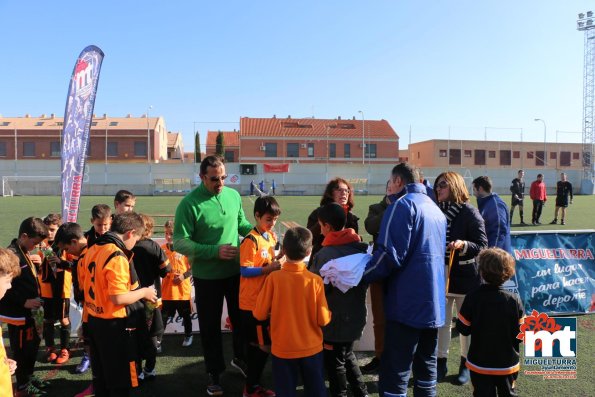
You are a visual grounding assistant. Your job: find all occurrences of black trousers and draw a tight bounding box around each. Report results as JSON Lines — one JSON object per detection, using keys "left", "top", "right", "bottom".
{"left": 470, "top": 371, "right": 518, "bottom": 397}
{"left": 323, "top": 341, "right": 368, "bottom": 397}
{"left": 194, "top": 275, "right": 243, "bottom": 375}
{"left": 8, "top": 317, "right": 41, "bottom": 388}
{"left": 532, "top": 199, "right": 544, "bottom": 222}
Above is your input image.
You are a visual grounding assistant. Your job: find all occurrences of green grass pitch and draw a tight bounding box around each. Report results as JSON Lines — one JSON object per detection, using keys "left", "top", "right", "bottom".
{"left": 0, "top": 194, "right": 593, "bottom": 396}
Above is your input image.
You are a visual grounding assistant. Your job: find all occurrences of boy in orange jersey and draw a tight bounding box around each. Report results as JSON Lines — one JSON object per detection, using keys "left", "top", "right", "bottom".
{"left": 0, "top": 218, "right": 48, "bottom": 397}
{"left": 160, "top": 220, "right": 193, "bottom": 347}
{"left": 39, "top": 213, "right": 74, "bottom": 365}
{"left": 82, "top": 212, "right": 157, "bottom": 397}
{"left": 239, "top": 196, "right": 282, "bottom": 397}
{"left": 254, "top": 227, "right": 331, "bottom": 397}
{"left": 85, "top": 204, "right": 112, "bottom": 248}
{"left": 0, "top": 248, "right": 21, "bottom": 397}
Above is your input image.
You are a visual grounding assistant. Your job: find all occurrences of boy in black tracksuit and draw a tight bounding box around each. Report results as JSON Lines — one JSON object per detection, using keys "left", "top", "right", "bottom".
{"left": 0, "top": 217, "right": 49, "bottom": 396}
{"left": 309, "top": 203, "right": 369, "bottom": 397}
{"left": 457, "top": 248, "right": 524, "bottom": 397}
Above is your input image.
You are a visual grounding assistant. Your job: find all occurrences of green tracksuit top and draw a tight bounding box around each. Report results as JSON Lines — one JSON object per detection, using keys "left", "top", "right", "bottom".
{"left": 173, "top": 183, "right": 253, "bottom": 279}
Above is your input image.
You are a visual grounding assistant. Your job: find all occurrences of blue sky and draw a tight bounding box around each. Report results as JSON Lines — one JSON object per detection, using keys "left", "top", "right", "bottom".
{"left": 0, "top": 1, "right": 592, "bottom": 150}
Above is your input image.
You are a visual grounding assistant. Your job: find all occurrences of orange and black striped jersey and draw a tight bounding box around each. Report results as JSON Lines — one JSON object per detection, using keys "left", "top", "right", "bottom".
{"left": 0, "top": 327, "right": 12, "bottom": 397}
{"left": 161, "top": 243, "right": 191, "bottom": 301}
{"left": 39, "top": 249, "right": 73, "bottom": 299}
{"left": 81, "top": 239, "right": 139, "bottom": 320}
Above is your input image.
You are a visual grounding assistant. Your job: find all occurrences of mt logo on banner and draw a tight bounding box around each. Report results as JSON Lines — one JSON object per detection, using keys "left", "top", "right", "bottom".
{"left": 518, "top": 310, "right": 577, "bottom": 358}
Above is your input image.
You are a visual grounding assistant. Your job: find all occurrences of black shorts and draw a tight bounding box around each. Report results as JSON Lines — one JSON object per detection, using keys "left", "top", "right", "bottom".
{"left": 88, "top": 316, "right": 139, "bottom": 390}
{"left": 511, "top": 197, "right": 524, "bottom": 206}
{"left": 42, "top": 297, "right": 70, "bottom": 321}
{"left": 240, "top": 309, "right": 271, "bottom": 346}
{"left": 555, "top": 197, "right": 569, "bottom": 208}
{"left": 162, "top": 300, "right": 192, "bottom": 321}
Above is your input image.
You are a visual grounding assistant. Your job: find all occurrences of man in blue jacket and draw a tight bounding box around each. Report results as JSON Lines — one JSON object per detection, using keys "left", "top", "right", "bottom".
{"left": 363, "top": 163, "right": 446, "bottom": 397}
{"left": 472, "top": 176, "right": 512, "bottom": 253}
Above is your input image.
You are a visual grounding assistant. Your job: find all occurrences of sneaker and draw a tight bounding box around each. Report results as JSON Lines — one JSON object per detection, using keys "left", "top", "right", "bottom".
{"left": 561, "top": 220, "right": 566, "bottom": 225}
{"left": 45, "top": 347, "right": 57, "bottom": 363}
{"left": 231, "top": 357, "right": 248, "bottom": 378}
{"left": 142, "top": 368, "right": 157, "bottom": 381}
{"left": 74, "top": 383, "right": 94, "bottom": 397}
{"left": 76, "top": 353, "right": 91, "bottom": 374}
{"left": 520, "top": 221, "right": 527, "bottom": 225}
{"left": 207, "top": 373, "right": 224, "bottom": 396}
{"left": 182, "top": 335, "right": 193, "bottom": 347}
{"left": 360, "top": 357, "right": 380, "bottom": 374}
{"left": 550, "top": 219, "right": 557, "bottom": 224}
{"left": 155, "top": 340, "right": 162, "bottom": 354}
{"left": 29, "top": 375, "right": 50, "bottom": 389}
{"left": 55, "top": 348, "right": 70, "bottom": 364}
{"left": 243, "top": 385, "right": 276, "bottom": 397}
{"left": 16, "top": 382, "right": 47, "bottom": 397}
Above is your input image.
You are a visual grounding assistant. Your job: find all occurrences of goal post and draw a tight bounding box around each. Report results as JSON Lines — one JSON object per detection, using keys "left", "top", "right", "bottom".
{"left": 1, "top": 176, "right": 61, "bottom": 197}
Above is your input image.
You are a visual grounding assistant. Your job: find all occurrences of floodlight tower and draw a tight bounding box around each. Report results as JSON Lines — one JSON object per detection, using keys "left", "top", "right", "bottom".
{"left": 577, "top": 11, "right": 595, "bottom": 193}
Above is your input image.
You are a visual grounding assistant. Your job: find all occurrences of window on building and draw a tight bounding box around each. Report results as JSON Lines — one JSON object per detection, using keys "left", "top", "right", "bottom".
{"left": 474, "top": 150, "right": 486, "bottom": 165}
{"left": 535, "top": 151, "right": 545, "bottom": 166}
{"left": 35, "top": 122, "right": 44, "bottom": 126}
{"left": 107, "top": 142, "right": 118, "bottom": 157}
{"left": 265, "top": 143, "right": 277, "bottom": 158}
{"left": 417, "top": 152, "right": 420, "bottom": 159}
{"left": 439, "top": 149, "right": 447, "bottom": 157}
{"left": 91, "top": 122, "right": 98, "bottom": 126}
{"left": 527, "top": 152, "right": 534, "bottom": 159}
{"left": 286, "top": 143, "right": 299, "bottom": 158}
{"left": 500, "top": 150, "right": 511, "bottom": 166}
{"left": 0, "top": 142, "right": 6, "bottom": 157}
{"left": 488, "top": 151, "right": 496, "bottom": 158}
{"left": 23, "top": 142, "right": 35, "bottom": 157}
{"left": 50, "top": 141, "right": 61, "bottom": 157}
{"left": 307, "top": 143, "right": 314, "bottom": 157}
{"left": 550, "top": 152, "right": 557, "bottom": 160}
{"left": 134, "top": 141, "right": 147, "bottom": 157}
{"left": 573, "top": 152, "right": 580, "bottom": 160}
{"left": 1, "top": 122, "right": 11, "bottom": 126}
{"left": 366, "top": 144, "right": 377, "bottom": 158}
{"left": 560, "top": 151, "right": 571, "bottom": 166}
{"left": 56, "top": 122, "right": 63, "bottom": 126}
{"left": 449, "top": 149, "right": 461, "bottom": 165}
{"left": 464, "top": 150, "right": 472, "bottom": 157}
{"left": 513, "top": 151, "right": 520, "bottom": 159}
{"left": 224, "top": 150, "right": 234, "bottom": 163}
{"left": 109, "top": 121, "right": 119, "bottom": 126}
{"left": 344, "top": 143, "right": 350, "bottom": 158}
{"left": 329, "top": 143, "right": 336, "bottom": 158}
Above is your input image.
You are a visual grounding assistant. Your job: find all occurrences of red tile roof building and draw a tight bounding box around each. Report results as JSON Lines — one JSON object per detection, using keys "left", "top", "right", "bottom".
{"left": 206, "top": 130, "right": 240, "bottom": 163}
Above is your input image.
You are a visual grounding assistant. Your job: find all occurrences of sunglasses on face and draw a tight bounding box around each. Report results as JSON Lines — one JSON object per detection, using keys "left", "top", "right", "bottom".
{"left": 208, "top": 175, "right": 228, "bottom": 182}
{"left": 436, "top": 181, "right": 448, "bottom": 189}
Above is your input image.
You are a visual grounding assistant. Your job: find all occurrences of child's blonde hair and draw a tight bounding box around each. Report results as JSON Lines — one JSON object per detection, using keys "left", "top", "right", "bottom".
{"left": 164, "top": 220, "right": 174, "bottom": 230}
{"left": 139, "top": 213, "right": 155, "bottom": 239}
{"left": 0, "top": 248, "right": 21, "bottom": 278}
{"left": 478, "top": 248, "right": 515, "bottom": 286}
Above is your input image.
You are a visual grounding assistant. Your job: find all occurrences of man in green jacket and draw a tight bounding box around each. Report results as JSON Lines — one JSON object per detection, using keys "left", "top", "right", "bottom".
{"left": 174, "top": 155, "right": 253, "bottom": 396}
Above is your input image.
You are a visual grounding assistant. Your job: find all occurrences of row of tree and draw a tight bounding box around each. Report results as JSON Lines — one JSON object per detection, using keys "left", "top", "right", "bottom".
{"left": 194, "top": 131, "right": 225, "bottom": 163}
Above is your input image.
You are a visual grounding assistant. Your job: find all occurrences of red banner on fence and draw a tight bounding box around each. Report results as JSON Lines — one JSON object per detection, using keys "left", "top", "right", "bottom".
{"left": 263, "top": 163, "right": 289, "bottom": 173}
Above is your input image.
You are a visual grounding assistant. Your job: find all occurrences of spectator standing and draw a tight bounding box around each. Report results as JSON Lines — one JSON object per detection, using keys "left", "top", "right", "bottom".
{"left": 271, "top": 179, "right": 276, "bottom": 195}
{"left": 363, "top": 163, "right": 447, "bottom": 397}
{"left": 529, "top": 174, "right": 547, "bottom": 225}
{"left": 472, "top": 176, "right": 512, "bottom": 253}
{"left": 509, "top": 170, "right": 526, "bottom": 225}
{"left": 174, "top": 155, "right": 253, "bottom": 396}
{"left": 550, "top": 172, "right": 573, "bottom": 225}
{"left": 434, "top": 172, "right": 488, "bottom": 385}
{"left": 259, "top": 180, "right": 265, "bottom": 193}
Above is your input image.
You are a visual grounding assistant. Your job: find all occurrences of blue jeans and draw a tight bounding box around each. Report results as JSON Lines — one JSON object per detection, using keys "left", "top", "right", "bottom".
{"left": 271, "top": 351, "right": 326, "bottom": 397}
{"left": 379, "top": 321, "right": 438, "bottom": 397}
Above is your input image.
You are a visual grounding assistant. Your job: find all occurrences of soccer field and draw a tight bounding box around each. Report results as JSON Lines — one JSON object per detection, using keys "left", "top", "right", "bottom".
{"left": 1, "top": 194, "right": 593, "bottom": 396}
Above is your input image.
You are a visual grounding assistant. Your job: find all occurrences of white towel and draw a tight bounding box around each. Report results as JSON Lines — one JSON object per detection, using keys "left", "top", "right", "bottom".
{"left": 319, "top": 253, "right": 371, "bottom": 293}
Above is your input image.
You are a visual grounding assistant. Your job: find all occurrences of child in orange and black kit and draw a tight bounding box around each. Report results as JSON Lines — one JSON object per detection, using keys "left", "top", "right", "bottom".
{"left": 239, "top": 196, "right": 282, "bottom": 397}
{"left": 0, "top": 248, "right": 22, "bottom": 397}
{"left": 81, "top": 212, "right": 157, "bottom": 397}
{"left": 39, "top": 213, "right": 74, "bottom": 366}
{"left": 253, "top": 227, "right": 331, "bottom": 397}
{"left": 0, "top": 217, "right": 49, "bottom": 396}
{"left": 160, "top": 220, "right": 193, "bottom": 347}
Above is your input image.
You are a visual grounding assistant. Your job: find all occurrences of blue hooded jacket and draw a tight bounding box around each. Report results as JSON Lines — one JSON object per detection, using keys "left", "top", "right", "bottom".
{"left": 476, "top": 193, "right": 512, "bottom": 253}
{"left": 363, "top": 183, "right": 446, "bottom": 329}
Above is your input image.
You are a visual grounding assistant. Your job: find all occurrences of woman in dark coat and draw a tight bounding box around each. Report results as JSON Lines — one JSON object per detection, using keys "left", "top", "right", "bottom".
{"left": 307, "top": 177, "right": 359, "bottom": 258}
{"left": 434, "top": 172, "right": 488, "bottom": 385}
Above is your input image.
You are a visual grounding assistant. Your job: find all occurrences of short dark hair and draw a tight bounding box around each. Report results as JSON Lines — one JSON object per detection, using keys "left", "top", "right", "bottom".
{"left": 91, "top": 204, "right": 112, "bottom": 220}
{"left": 472, "top": 176, "right": 492, "bottom": 193}
{"left": 54, "top": 222, "right": 85, "bottom": 245}
{"left": 43, "top": 213, "right": 63, "bottom": 226}
{"left": 200, "top": 155, "right": 225, "bottom": 176}
{"left": 478, "top": 248, "right": 516, "bottom": 286}
{"left": 254, "top": 196, "right": 281, "bottom": 217}
{"left": 114, "top": 190, "right": 135, "bottom": 204}
{"left": 110, "top": 212, "right": 145, "bottom": 236}
{"left": 19, "top": 217, "right": 49, "bottom": 239}
{"left": 317, "top": 203, "right": 346, "bottom": 231}
{"left": 537, "top": 173, "right": 543, "bottom": 178}
{"left": 518, "top": 169, "right": 524, "bottom": 174}
{"left": 391, "top": 162, "right": 418, "bottom": 185}
{"left": 283, "top": 227, "right": 312, "bottom": 261}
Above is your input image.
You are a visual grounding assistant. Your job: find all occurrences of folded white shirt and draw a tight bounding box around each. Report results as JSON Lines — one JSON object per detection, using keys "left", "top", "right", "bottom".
{"left": 319, "top": 253, "right": 371, "bottom": 293}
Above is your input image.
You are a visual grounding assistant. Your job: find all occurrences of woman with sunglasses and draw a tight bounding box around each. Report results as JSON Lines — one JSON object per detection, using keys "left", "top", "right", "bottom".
{"left": 433, "top": 172, "right": 487, "bottom": 386}
{"left": 306, "top": 178, "right": 360, "bottom": 258}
